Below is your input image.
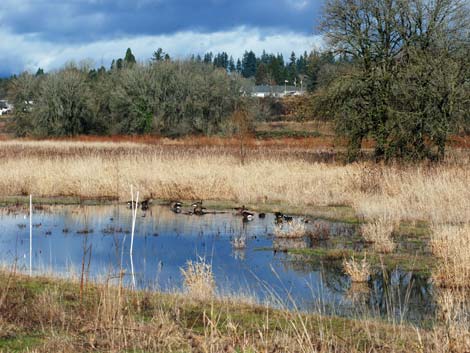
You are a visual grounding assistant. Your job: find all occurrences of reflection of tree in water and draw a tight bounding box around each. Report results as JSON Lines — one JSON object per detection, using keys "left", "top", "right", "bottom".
{"left": 276, "top": 253, "right": 434, "bottom": 324}
{"left": 278, "top": 254, "right": 348, "bottom": 293}
{"left": 369, "top": 269, "right": 434, "bottom": 323}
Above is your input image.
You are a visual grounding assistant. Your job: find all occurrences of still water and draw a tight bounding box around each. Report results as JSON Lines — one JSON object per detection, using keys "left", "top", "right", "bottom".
{"left": 0, "top": 204, "right": 434, "bottom": 324}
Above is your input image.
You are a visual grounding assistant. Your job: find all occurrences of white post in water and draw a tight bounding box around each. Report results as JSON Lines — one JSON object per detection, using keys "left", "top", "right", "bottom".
{"left": 29, "top": 194, "right": 32, "bottom": 276}
{"left": 130, "top": 186, "right": 139, "bottom": 289}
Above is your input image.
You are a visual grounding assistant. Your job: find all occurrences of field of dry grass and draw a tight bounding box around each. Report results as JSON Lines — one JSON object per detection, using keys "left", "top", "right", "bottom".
{"left": 0, "top": 138, "right": 469, "bottom": 352}
{"left": 0, "top": 139, "right": 468, "bottom": 225}
{"left": 0, "top": 269, "right": 468, "bottom": 353}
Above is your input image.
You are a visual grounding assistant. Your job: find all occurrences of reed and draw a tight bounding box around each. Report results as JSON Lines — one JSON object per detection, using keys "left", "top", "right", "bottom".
{"left": 343, "top": 256, "right": 371, "bottom": 283}
{"left": 273, "top": 219, "right": 307, "bottom": 238}
{"left": 180, "top": 258, "right": 215, "bottom": 301}
{"left": 434, "top": 288, "right": 470, "bottom": 353}
{"left": 430, "top": 224, "right": 470, "bottom": 288}
{"left": 360, "top": 216, "right": 396, "bottom": 253}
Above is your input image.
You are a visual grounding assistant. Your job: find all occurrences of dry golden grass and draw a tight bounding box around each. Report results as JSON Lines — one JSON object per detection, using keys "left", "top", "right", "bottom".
{"left": 433, "top": 288, "right": 470, "bottom": 353}
{"left": 0, "top": 141, "right": 470, "bottom": 223}
{"left": 180, "top": 258, "right": 215, "bottom": 301}
{"left": 0, "top": 140, "right": 468, "bottom": 227}
{"left": 430, "top": 224, "right": 470, "bottom": 288}
{"left": 273, "top": 219, "right": 307, "bottom": 238}
{"left": 0, "top": 270, "right": 452, "bottom": 353}
{"left": 360, "top": 216, "right": 397, "bottom": 253}
{"left": 343, "top": 256, "right": 371, "bottom": 283}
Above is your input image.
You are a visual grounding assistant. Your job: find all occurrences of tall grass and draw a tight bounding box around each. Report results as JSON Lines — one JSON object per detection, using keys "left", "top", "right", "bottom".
{"left": 180, "top": 258, "right": 215, "bottom": 301}
{"left": 343, "top": 256, "right": 371, "bottom": 283}
{"left": 273, "top": 219, "right": 307, "bottom": 238}
{"left": 0, "top": 269, "right": 451, "bottom": 353}
{"left": 434, "top": 288, "right": 470, "bottom": 353}
{"left": 430, "top": 224, "right": 470, "bottom": 288}
{"left": 0, "top": 141, "right": 468, "bottom": 226}
{"left": 360, "top": 216, "right": 397, "bottom": 253}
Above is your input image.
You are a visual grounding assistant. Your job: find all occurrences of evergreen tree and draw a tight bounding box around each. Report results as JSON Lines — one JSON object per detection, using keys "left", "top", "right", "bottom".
{"left": 152, "top": 48, "right": 166, "bottom": 62}
{"left": 124, "top": 48, "right": 136, "bottom": 66}
{"left": 35, "top": 68, "right": 45, "bottom": 76}
{"left": 255, "top": 63, "right": 269, "bottom": 85}
{"left": 236, "top": 59, "right": 242, "bottom": 73}
{"left": 116, "top": 58, "right": 124, "bottom": 70}
{"left": 228, "top": 56, "right": 236, "bottom": 73}
{"left": 241, "top": 51, "right": 257, "bottom": 78}
{"left": 203, "top": 52, "right": 213, "bottom": 64}
{"left": 288, "top": 51, "right": 298, "bottom": 85}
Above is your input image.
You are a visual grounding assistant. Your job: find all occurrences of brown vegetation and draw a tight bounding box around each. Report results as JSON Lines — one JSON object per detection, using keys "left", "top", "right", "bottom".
{"left": 0, "top": 140, "right": 468, "bottom": 226}
{"left": 343, "top": 256, "right": 371, "bottom": 283}
{"left": 0, "top": 270, "right": 462, "bottom": 353}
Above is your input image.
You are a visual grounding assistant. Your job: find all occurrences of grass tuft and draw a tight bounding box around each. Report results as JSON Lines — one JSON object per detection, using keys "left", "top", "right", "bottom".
{"left": 273, "top": 219, "right": 306, "bottom": 238}
{"left": 180, "top": 258, "right": 216, "bottom": 301}
{"left": 361, "top": 216, "right": 396, "bottom": 253}
{"left": 343, "top": 255, "right": 371, "bottom": 283}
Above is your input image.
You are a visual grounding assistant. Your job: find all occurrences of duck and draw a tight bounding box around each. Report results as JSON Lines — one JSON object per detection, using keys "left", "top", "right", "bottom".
{"left": 170, "top": 201, "right": 183, "bottom": 213}
{"left": 258, "top": 213, "right": 266, "bottom": 219}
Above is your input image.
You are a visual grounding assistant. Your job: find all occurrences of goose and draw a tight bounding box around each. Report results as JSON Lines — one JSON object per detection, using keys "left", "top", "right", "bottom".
{"left": 274, "top": 212, "right": 293, "bottom": 223}
{"left": 233, "top": 205, "right": 247, "bottom": 215}
{"left": 140, "top": 198, "right": 153, "bottom": 210}
{"left": 170, "top": 201, "right": 183, "bottom": 213}
{"left": 241, "top": 210, "right": 254, "bottom": 222}
{"left": 127, "top": 200, "right": 138, "bottom": 209}
{"left": 274, "top": 212, "right": 284, "bottom": 223}
{"left": 283, "top": 215, "right": 293, "bottom": 222}
{"left": 193, "top": 204, "right": 206, "bottom": 216}
{"left": 191, "top": 200, "right": 203, "bottom": 208}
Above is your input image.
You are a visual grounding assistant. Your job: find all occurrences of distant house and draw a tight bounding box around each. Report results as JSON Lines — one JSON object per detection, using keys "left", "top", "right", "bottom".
{"left": 0, "top": 100, "right": 13, "bottom": 116}
{"left": 250, "top": 85, "right": 305, "bottom": 98}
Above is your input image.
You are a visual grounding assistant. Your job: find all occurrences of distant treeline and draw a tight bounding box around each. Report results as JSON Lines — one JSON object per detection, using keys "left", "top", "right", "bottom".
{"left": 10, "top": 58, "right": 247, "bottom": 137}
{"left": 190, "top": 50, "right": 332, "bottom": 89}
{"left": 103, "top": 47, "right": 332, "bottom": 89}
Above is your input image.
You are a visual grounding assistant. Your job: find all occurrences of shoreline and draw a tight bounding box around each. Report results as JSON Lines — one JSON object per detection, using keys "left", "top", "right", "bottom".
{"left": 0, "top": 269, "right": 434, "bottom": 353}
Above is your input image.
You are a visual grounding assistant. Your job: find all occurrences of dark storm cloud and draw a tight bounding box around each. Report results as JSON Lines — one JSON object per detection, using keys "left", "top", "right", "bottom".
{"left": 0, "top": 0, "right": 324, "bottom": 43}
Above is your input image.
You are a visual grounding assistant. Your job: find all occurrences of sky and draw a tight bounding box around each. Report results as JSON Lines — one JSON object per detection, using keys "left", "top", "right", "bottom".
{"left": 0, "top": 0, "right": 325, "bottom": 76}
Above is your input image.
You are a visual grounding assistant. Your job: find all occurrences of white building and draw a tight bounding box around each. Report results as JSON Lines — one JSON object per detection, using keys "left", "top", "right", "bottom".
{"left": 250, "top": 85, "right": 305, "bottom": 98}
{"left": 0, "top": 100, "right": 13, "bottom": 116}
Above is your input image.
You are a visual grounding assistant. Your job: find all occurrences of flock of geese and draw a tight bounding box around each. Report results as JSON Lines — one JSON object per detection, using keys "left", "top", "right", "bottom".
{"left": 126, "top": 198, "right": 295, "bottom": 224}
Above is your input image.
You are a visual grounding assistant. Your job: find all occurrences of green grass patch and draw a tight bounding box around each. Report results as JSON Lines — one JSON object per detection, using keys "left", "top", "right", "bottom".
{"left": 0, "top": 335, "right": 42, "bottom": 352}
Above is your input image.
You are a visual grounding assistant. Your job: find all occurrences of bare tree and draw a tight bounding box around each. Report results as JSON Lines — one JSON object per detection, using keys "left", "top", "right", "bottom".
{"left": 318, "top": 0, "right": 470, "bottom": 161}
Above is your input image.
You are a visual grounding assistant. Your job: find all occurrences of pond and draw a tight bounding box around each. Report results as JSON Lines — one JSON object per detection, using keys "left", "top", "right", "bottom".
{"left": 0, "top": 203, "right": 435, "bottom": 325}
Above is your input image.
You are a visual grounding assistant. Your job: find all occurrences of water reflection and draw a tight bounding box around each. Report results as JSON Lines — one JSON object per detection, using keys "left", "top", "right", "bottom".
{"left": 0, "top": 204, "right": 434, "bottom": 324}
